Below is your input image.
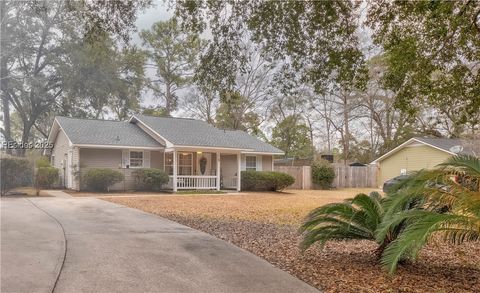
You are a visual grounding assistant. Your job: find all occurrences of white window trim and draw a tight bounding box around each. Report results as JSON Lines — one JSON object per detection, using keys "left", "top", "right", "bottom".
{"left": 129, "top": 150, "right": 144, "bottom": 168}
{"left": 246, "top": 155, "right": 257, "bottom": 171}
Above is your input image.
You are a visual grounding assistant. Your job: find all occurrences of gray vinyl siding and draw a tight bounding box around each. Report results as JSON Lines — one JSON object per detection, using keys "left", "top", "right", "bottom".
{"left": 80, "top": 148, "right": 132, "bottom": 190}
{"left": 79, "top": 148, "right": 166, "bottom": 191}
{"left": 51, "top": 129, "right": 70, "bottom": 187}
{"left": 262, "top": 155, "right": 273, "bottom": 171}
{"left": 72, "top": 147, "right": 80, "bottom": 189}
{"left": 150, "top": 151, "right": 164, "bottom": 169}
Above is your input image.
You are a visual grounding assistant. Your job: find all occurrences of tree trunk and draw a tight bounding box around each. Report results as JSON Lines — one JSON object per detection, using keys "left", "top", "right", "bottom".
{"left": 165, "top": 82, "right": 172, "bottom": 115}
{"left": 17, "top": 119, "right": 35, "bottom": 157}
{"left": 343, "top": 92, "right": 350, "bottom": 169}
{"left": 0, "top": 0, "right": 12, "bottom": 154}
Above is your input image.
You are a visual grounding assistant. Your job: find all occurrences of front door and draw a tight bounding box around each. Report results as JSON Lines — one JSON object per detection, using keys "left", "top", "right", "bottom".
{"left": 220, "top": 154, "right": 238, "bottom": 189}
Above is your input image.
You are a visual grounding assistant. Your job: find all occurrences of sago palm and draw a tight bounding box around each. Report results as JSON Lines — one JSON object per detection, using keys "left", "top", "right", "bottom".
{"left": 299, "top": 192, "right": 393, "bottom": 255}
{"left": 378, "top": 154, "right": 480, "bottom": 274}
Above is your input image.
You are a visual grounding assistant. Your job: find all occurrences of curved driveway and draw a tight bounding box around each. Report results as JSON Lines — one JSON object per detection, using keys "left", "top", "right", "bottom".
{"left": 1, "top": 196, "right": 318, "bottom": 293}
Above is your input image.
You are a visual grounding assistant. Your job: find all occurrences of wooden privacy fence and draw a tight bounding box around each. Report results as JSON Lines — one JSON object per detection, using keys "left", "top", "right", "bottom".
{"left": 274, "top": 165, "right": 377, "bottom": 189}
{"left": 332, "top": 165, "right": 377, "bottom": 188}
{"left": 274, "top": 166, "right": 312, "bottom": 189}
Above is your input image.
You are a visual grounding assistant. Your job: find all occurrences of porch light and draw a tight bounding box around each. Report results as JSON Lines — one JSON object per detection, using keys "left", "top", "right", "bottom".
{"left": 197, "top": 151, "right": 202, "bottom": 155}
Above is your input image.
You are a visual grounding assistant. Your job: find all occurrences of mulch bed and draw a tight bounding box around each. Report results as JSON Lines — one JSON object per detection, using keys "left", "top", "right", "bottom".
{"left": 158, "top": 214, "right": 480, "bottom": 293}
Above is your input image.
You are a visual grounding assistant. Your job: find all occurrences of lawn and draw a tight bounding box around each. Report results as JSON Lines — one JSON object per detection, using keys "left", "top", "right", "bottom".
{"left": 104, "top": 189, "right": 480, "bottom": 293}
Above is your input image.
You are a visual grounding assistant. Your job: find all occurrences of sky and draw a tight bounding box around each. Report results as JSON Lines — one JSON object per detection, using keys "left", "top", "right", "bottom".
{"left": 132, "top": 0, "right": 174, "bottom": 108}
{"left": 133, "top": 0, "right": 172, "bottom": 43}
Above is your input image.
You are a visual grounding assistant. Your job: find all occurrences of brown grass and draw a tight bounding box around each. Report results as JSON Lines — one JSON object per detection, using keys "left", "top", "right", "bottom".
{"left": 104, "top": 189, "right": 480, "bottom": 293}
{"left": 105, "top": 189, "right": 366, "bottom": 225}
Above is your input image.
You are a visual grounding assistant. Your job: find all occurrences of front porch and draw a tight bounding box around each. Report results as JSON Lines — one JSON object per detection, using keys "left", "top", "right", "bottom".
{"left": 75, "top": 146, "right": 272, "bottom": 192}
{"left": 163, "top": 149, "right": 241, "bottom": 192}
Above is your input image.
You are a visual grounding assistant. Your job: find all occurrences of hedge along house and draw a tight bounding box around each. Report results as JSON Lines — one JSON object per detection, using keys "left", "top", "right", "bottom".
{"left": 371, "top": 137, "right": 479, "bottom": 187}
{"left": 46, "top": 115, "right": 284, "bottom": 191}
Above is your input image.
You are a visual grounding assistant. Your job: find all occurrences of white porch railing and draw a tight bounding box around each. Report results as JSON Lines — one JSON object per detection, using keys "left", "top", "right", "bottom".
{"left": 169, "top": 175, "right": 218, "bottom": 190}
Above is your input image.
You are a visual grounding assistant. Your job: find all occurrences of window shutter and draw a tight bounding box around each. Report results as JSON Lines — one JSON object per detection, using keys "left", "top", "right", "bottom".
{"left": 241, "top": 154, "right": 246, "bottom": 171}
{"left": 144, "top": 151, "right": 150, "bottom": 168}
{"left": 122, "top": 150, "right": 130, "bottom": 168}
{"left": 256, "top": 155, "right": 262, "bottom": 171}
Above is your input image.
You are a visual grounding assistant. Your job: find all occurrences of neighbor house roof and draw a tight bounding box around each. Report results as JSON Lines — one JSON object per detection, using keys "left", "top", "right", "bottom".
{"left": 51, "top": 116, "right": 162, "bottom": 148}
{"left": 131, "top": 114, "right": 284, "bottom": 154}
{"left": 414, "top": 137, "right": 478, "bottom": 156}
{"left": 371, "top": 137, "right": 479, "bottom": 164}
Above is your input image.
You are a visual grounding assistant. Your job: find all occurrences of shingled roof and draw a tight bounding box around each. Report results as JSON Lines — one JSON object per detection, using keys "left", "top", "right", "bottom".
{"left": 371, "top": 137, "right": 479, "bottom": 163}
{"left": 132, "top": 114, "right": 283, "bottom": 154}
{"left": 51, "top": 115, "right": 283, "bottom": 154}
{"left": 54, "top": 116, "right": 162, "bottom": 148}
{"left": 415, "top": 137, "right": 479, "bottom": 156}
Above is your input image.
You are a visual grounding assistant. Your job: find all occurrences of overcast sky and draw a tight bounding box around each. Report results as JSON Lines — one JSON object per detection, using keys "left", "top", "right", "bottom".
{"left": 133, "top": 0, "right": 174, "bottom": 108}
{"left": 134, "top": 0, "right": 173, "bottom": 41}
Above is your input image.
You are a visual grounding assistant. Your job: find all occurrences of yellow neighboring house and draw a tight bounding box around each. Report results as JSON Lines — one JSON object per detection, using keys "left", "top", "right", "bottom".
{"left": 371, "top": 137, "right": 479, "bottom": 187}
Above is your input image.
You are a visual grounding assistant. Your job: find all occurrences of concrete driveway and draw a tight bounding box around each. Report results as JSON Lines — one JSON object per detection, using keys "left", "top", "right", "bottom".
{"left": 1, "top": 196, "right": 318, "bottom": 293}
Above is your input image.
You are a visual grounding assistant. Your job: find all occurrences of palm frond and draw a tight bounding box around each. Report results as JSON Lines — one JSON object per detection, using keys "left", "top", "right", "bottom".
{"left": 438, "top": 154, "right": 480, "bottom": 177}
{"left": 300, "top": 192, "right": 383, "bottom": 250}
{"left": 380, "top": 212, "right": 480, "bottom": 274}
{"left": 380, "top": 212, "right": 454, "bottom": 274}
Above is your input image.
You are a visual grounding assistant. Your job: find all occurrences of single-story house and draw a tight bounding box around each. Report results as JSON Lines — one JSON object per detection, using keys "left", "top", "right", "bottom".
{"left": 371, "top": 137, "right": 479, "bottom": 187}
{"left": 46, "top": 115, "right": 284, "bottom": 191}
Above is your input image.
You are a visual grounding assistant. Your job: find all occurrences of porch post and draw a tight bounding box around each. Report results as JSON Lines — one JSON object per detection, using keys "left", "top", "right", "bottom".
{"left": 173, "top": 149, "right": 177, "bottom": 192}
{"left": 216, "top": 152, "right": 221, "bottom": 190}
{"left": 237, "top": 153, "right": 241, "bottom": 191}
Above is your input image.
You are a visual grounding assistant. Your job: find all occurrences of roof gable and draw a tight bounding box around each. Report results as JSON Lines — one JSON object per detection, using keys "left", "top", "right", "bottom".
{"left": 371, "top": 137, "right": 479, "bottom": 164}
{"left": 52, "top": 116, "right": 162, "bottom": 148}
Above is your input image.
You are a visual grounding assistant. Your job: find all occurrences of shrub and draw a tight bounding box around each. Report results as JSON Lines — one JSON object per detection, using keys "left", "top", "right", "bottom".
{"left": 311, "top": 162, "right": 335, "bottom": 189}
{"left": 36, "top": 156, "right": 51, "bottom": 168}
{"left": 82, "top": 168, "right": 124, "bottom": 192}
{"left": 0, "top": 157, "right": 33, "bottom": 195}
{"left": 133, "top": 168, "right": 169, "bottom": 191}
{"left": 35, "top": 167, "right": 59, "bottom": 191}
{"left": 241, "top": 171, "right": 295, "bottom": 191}
{"left": 267, "top": 171, "right": 296, "bottom": 191}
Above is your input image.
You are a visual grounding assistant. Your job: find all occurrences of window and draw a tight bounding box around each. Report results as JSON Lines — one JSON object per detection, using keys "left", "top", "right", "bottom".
{"left": 130, "top": 151, "right": 143, "bottom": 168}
{"left": 178, "top": 153, "right": 193, "bottom": 175}
{"left": 165, "top": 152, "right": 173, "bottom": 175}
{"left": 246, "top": 156, "right": 257, "bottom": 171}
{"left": 164, "top": 152, "right": 193, "bottom": 175}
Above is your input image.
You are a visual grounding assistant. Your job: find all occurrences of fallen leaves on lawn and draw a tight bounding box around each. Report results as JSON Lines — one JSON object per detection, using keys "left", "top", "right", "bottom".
{"left": 105, "top": 191, "right": 480, "bottom": 293}
{"left": 105, "top": 190, "right": 361, "bottom": 225}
